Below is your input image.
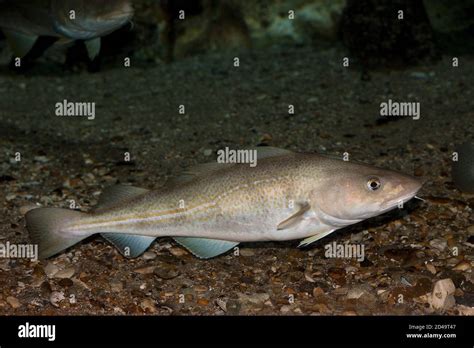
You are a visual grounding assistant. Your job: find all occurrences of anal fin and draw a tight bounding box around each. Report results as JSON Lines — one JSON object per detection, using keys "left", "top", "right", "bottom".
{"left": 173, "top": 237, "right": 238, "bottom": 259}
{"left": 101, "top": 233, "right": 156, "bottom": 258}
{"left": 84, "top": 38, "right": 101, "bottom": 60}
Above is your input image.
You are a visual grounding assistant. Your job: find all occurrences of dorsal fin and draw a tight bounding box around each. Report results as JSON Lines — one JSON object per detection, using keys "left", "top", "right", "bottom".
{"left": 94, "top": 185, "right": 149, "bottom": 212}
{"left": 171, "top": 162, "right": 233, "bottom": 185}
{"left": 253, "top": 146, "right": 294, "bottom": 160}
{"left": 171, "top": 147, "right": 294, "bottom": 185}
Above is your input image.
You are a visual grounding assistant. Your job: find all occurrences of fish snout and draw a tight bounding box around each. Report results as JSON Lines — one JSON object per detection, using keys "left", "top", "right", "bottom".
{"left": 381, "top": 174, "right": 423, "bottom": 209}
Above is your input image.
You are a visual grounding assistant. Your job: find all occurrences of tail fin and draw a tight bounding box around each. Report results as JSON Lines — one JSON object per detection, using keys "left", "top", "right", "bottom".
{"left": 25, "top": 208, "right": 91, "bottom": 259}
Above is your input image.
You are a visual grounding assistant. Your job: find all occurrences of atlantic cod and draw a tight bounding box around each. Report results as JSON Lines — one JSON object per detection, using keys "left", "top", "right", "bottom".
{"left": 25, "top": 147, "right": 422, "bottom": 260}
{"left": 0, "top": 0, "right": 133, "bottom": 60}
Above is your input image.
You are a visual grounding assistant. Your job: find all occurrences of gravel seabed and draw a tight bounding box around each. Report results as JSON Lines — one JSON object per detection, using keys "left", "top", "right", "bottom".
{"left": 0, "top": 45, "right": 473, "bottom": 315}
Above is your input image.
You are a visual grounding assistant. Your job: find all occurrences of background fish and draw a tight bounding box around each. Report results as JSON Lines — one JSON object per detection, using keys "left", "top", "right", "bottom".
{"left": 25, "top": 147, "right": 422, "bottom": 260}
{"left": 0, "top": 0, "right": 133, "bottom": 60}
{"left": 452, "top": 142, "right": 474, "bottom": 193}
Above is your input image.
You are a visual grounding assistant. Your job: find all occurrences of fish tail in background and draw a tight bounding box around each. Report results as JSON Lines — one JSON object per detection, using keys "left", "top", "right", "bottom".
{"left": 25, "top": 208, "right": 91, "bottom": 259}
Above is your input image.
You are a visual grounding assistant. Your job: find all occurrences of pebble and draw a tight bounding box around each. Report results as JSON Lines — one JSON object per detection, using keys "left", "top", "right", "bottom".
{"left": 154, "top": 263, "right": 180, "bottom": 280}
{"left": 346, "top": 286, "right": 370, "bottom": 300}
{"left": 194, "top": 285, "right": 208, "bottom": 292}
{"left": 142, "top": 251, "right": 157, "bottom": 260}
{"left": 44, "top": 263, "right": 60, "bottom": 278}
{"left": 6, "top": 194, "right": 16, "bottom": 201}
{"left": 429, "top": 238, "right": 447, "bottom": 252}
{"left": 431, "top": 278, "right": 456, "bottom": 311}
{"left": 304, "top": 273, "right": 315, "bottom": 283}
{"left": 226, "top": 299, "right": 241, "bottom": 315}
{"left": 457, "top": 305, "right": 474, "bottom": 316}
{"left": 110, "top": 281, "right": 123, "bottom": 292}
{"left": 452, "top": 261, "right": 471, "bottom": 272}
{"left": 311, "top": 303, "right": 331, "bottom": 314}
{"left": 237, "top": 292, "right": 269, "bottom": 304}
{"left": 280, "top": 305, "right": 292, "bottom": 313}
{"left": 350, "top": 230, "right": 366, "bottom": 243}
{"left": 0, "top": 260, "right": 11, "bottom": 271}
{"left": 169, "top": 247, "right": 188, "bottom": 257}
{"left": 6, "top": 296, "right": 21, "bottom": 309}
{"left": 345, "top": 266, "right": 358, "bottom": 274}
{"left": 467, "top": 225, "right": 474, "bottom": 234}
{"left": 54, "top": 267, "right": 75, "bottom": 279}
{"left": 140, "top": 298, "right": 157, "bottom": 313}
{"left": 425, "top": 263, "right": 437, "bottom": 275}
{"left": 215, "top": 298, "right": 227, "bottom": 312}
{"left": 203, "top": 149, "right": 213, "bottom": 156}
{"left": 239, "top": 248, "right": 255, "bottom": 257}
{"left": 133, "top": 266, "right": 156, "bottom": 275}
{"left": 50, "top": 291, "right": 65, "bottom": 307}
{"left": 312, "top": 287, "right": 324, "bottom": 298}
{"left": 197, "top": 298, "right": 209, "bottom": 306}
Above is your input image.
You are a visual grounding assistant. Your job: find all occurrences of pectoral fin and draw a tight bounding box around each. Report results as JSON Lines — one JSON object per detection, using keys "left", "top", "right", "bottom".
{"left": 3, "top": 29, "right": 38, "bottom": 57}
{"left": 85, "top": 38, "right": 101, "bottom": 60}
{"left": 173, "top": 237, "right": 238, "bottom": 259}
{"left": 277, "top": 202, "right": 311, "bottom": 230}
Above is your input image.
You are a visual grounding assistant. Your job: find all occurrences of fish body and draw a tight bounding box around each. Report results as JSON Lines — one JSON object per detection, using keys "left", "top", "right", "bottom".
{"left": 26, "top": 148, "right": 422, "bottom": 259}
{"left": 0, "top": 0, "right": 133, "bottom": 59}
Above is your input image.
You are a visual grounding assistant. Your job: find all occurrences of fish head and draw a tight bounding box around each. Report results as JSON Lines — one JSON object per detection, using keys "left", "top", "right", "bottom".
{"left": 314, "top": 162, "right": 422, "bottom": 226}
{"left": 51, "top": 0, "right": 134, "bottom": 40}
{"left": 86, "top": 0, "right": 134, "bottom": 22}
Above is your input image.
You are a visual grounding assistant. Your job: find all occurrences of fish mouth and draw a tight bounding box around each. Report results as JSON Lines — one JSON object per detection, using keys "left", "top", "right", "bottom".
{"left": 380, "top": 179, "right": 423, "bottom": 210}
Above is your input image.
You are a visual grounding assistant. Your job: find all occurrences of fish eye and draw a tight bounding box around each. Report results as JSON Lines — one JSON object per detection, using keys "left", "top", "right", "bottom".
{"left": 367, "top": 177, "right": 381, "bottom": 191}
